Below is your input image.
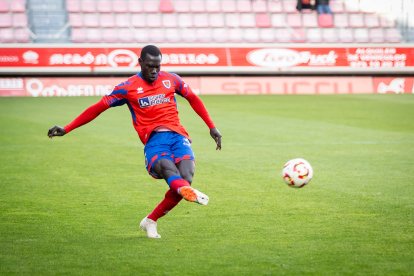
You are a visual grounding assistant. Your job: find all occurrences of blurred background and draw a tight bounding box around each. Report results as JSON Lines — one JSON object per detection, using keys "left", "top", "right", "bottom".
{"left": 0, "top": 0, "right": 413, "bottom": 96}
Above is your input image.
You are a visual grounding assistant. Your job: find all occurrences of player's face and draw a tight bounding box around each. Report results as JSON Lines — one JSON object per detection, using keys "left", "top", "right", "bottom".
{"left": 139, "top": 54, "right": 162, "bottom": 83}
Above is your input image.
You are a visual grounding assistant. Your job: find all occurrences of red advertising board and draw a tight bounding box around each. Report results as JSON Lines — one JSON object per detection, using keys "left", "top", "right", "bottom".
{"left": 2, "top": 76, "right": 413, "bottom": 97}
{"left": 0, "top": 44, "right": 413, "bottom": 74}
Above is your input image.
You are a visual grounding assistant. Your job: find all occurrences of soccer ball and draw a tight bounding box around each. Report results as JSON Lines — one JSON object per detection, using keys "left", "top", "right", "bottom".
{"left": 282, "top": 158, "right": 313, "bottom": 188}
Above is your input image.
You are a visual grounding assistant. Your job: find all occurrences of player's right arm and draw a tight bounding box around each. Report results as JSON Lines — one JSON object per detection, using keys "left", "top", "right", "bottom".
{"left": 48, "top": 82, "right": 129, "bottom": 138}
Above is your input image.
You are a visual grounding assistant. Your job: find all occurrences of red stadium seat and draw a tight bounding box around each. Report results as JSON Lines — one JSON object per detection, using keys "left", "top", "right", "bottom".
{"left": 159, "top": 0, "right": 174, "bottom": 13}
{"left": 256, "top": 13, "right": 271, "bottom": 28}
{"left": 318, "top": 14, "right": 334, "bottom": 28}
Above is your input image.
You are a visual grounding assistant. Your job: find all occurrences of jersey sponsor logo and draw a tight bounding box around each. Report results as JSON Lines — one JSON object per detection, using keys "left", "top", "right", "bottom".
{"left": 162, "top": 80, "right": 171, "bottom": 89}
{"left": 138, "top": 94, "right": 170, "bottom": 108}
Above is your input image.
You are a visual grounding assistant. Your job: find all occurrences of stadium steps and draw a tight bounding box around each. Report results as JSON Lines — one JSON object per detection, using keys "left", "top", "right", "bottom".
{"left": 27, "top": 0, "right": 70, "bottom": 43}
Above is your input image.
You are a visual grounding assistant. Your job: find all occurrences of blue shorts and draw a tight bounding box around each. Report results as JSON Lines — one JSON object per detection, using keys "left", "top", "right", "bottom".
{"left": 144, "top": 131, "right": 195, "bottom": 179}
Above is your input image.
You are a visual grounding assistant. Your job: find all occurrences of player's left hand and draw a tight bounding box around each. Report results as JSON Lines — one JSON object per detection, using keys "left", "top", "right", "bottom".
{"left": 48, "top": 125, "right": 66, "bottom": 138}
{"left": 210, "top": 127, "right": 222, "bottom": 150}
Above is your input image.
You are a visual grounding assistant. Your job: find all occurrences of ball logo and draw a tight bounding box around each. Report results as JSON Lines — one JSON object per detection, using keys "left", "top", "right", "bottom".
{"left": 22, "top": 51, "right": 39, "bottom": 64}
{"left": 107, "top": 49, "right": 138, "bottom": 68}
{"left": 247, "top": 49, "right": 301, "bottom": 67}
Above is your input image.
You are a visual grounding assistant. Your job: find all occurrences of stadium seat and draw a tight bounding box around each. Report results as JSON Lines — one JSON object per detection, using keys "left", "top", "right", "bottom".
{"left": 146, "top": 13, "right": 162, "bottom": 27}
{"left": 69, "top": 13, "right": 82, "bottom": 27}
{"left": 99, "top": 13, "right": 115, "bottom": 28}
{"left": 131, "top": 14, "right": 146, "bottom": 27}
{"left": 364, "top": 14, "right": 380, "bottom": 27}
{"left": 322, "top": 28, "right": 339, "bottom": 42}
{"left": 330, "top": 0, "right": 344, "bottom": 13}
{"left": 86, "top": 28, "right": 101, "bottom": 42}
{"left": 318, "top": 14, "right": 334, "bottom": 27}
{"left": 128, "top": 0, "right": 144, "bottom": 13}
{"left": 96, "top": 0, "right": 112, "bottom": 13}
{"left": 195, "top": 28, "right": 212, "bottom": 42}
{"left": 0, "top": 28, "right": 13, "bottom": 42}
{"left": 282, "top": 0, "right": 297, "bottom": 13}
{"left": 193, "top": 13, "right": 209, "bottom": 27}
{"left": 274, "top": 28, "right": 292, "bottom": 42}
{"left": 291, "top": 27, "right": 306, "bottom": 42}
{"left": 353, "top": 28, "right": 369, "bottom": 42}
{"left": 0, "top": 0, "right": 9, "bottom": 12}
{"left": 338, "top": 28, "right": 353, "bottom": 42}
{"left": 115, "top": 13, "right": 130, "bottom": 27}
{"left": 239, "top": 13, "right": 256, "bottom": 28}
{"left": 384, "top": 28, "right": 402, "bottom": 43}
{"left": 256, "top": 13, "right": 271, "bottom": 28}
{"left": 287, "top": 13, "right": 302, "bottom": 28}
{"left": 221, "top": 0, "right": 237, "bottom": 12}
{"left": 344, "top": 0, "right": 360, "bottom": 13}
{"left": 117, "top": 28, "right": 135, "bottom": 42}
{"left": 81, "top": 0, "right": 96, "bottom": 13}
{"left": 369, "top": 28, "right": 385, "bottom": 42}
{"left": 66, "top": 0, "right": 80, "bottom": 12}
{"left": 209, "top": 13, "right": 225, "bottom": 28}
{"left": 227, "top": 28, "right": 243, "bottom": 42}
{"left": 252, "top": 0, "right": 267, "bottom": 12}
{"left": 211, "top": 28, "right": 227, "bottom": 42}
{"left": 205, "top": 0, "right": 220, "bottom": 12}
{"left": 243, "top": 28, "right": 259, "bottom": 42}
{"left": 258, "top": 28, "right": 275, "bottom": 42}
{"left": 0, "top": 13, "right": 12, "bottom": 27}
{"left": 333, "top": 13, "right": 348, "bottom": 27}
{"left": 164, "top": 28, "right": 181, "bottom": 42}
{"left": 268, "top": 0, "right": 283, "bottom": 13}
{"left": 177, "top": 13, "right": 192, "bottom": 27}
{"left": 14, "top": 27, "right": 30, "bottom": 42}
{"left": 10, "top": 0, "right": 26, "bottom": 13}
{"left": 133, "top": 28, "right": 150, "bottom": 42}
{"left": 148, "top": 28, "right": 165, "bottom": 42}
{"left": 173, "top": 0, "right": 190, "bottom": 12}
{"left": 302, "top": 13, "right": 318, "bottom": 28}
{"left": 225, "top": 13, "right": 240, "bottom": 28}
{"left": 271, "top": 14, "right": 286, "bottom": 27}
{"left": 190, "top": 0, "right": 205, "bottom": 12}
{"left": 159, "top": 0, "right": 174, "bottom": 13}
{"left": 101, "top": 28, "right": 118, "bottom": 42}
{"left": 181, "top": 28, "right": 197, "bottom": 42}
{"left": 12, "top": 13, "right": 27, "bottom": 27}
{"left": 348, "top": 14, "right": 365, "bottom": 27}
{"left": 380, "top": 17, "right": 396, "bottom": 28}
{"left": 236, "top": 0, "right": 252, "bottom": 12}
{"left": 83, "top": 14, "right": 99, "bottom": 27}
{"left": 307, "top": 28, "right": 323, "bottom": 42}
{"left": 162, "top": 13, "right": 178, "bottom": 27}
{"left": 71, "top": 28, "right": 86, "bottom": 42}
{"left": 143, "top": 0, "right": 159, "bottom": 13}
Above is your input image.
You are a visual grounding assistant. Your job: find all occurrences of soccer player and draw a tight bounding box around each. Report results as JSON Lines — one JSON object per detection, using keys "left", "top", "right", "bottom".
{"left": 48, "top": 45, "right": 222, "bottom": 239}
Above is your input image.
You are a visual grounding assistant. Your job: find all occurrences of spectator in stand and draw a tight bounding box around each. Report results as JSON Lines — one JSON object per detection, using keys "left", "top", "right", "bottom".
{"left": 296, "top": 0, "right": 316, "bottom": 12}
{"left": 316, "top": 0, "right": 332, "bottom": 14}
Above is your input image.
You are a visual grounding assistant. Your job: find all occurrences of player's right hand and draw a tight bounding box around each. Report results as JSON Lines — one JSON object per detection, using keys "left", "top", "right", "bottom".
{"left": 48, "top": 126, "right": 66, "bottom": 138}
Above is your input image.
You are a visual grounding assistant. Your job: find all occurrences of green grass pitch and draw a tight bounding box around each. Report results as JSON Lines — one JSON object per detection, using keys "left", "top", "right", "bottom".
{"left": 1, "top": 94, "right": 413, "bottom": 275}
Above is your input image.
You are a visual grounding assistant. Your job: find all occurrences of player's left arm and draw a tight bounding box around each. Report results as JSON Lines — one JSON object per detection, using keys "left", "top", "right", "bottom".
{"left": 176, "top": 77, "right": 222, "bottom": 150}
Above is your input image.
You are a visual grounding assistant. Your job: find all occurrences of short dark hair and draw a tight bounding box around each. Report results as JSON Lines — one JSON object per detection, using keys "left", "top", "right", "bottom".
{"left": 140, "top": 45, "right": 162, "bottom": 60}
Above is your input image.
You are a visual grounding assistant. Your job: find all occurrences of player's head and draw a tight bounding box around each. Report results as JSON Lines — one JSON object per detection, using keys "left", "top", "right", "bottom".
{"left": 139, "top": 45, "right": 162, "bottom": 83}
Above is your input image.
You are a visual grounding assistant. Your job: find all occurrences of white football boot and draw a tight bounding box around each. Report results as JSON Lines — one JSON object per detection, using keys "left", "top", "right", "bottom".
{"left": 178, "top": 186, "right": 209, "bottom": 205}
{"left": 140, "top": 217, "right": 161, "bottom": 239}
